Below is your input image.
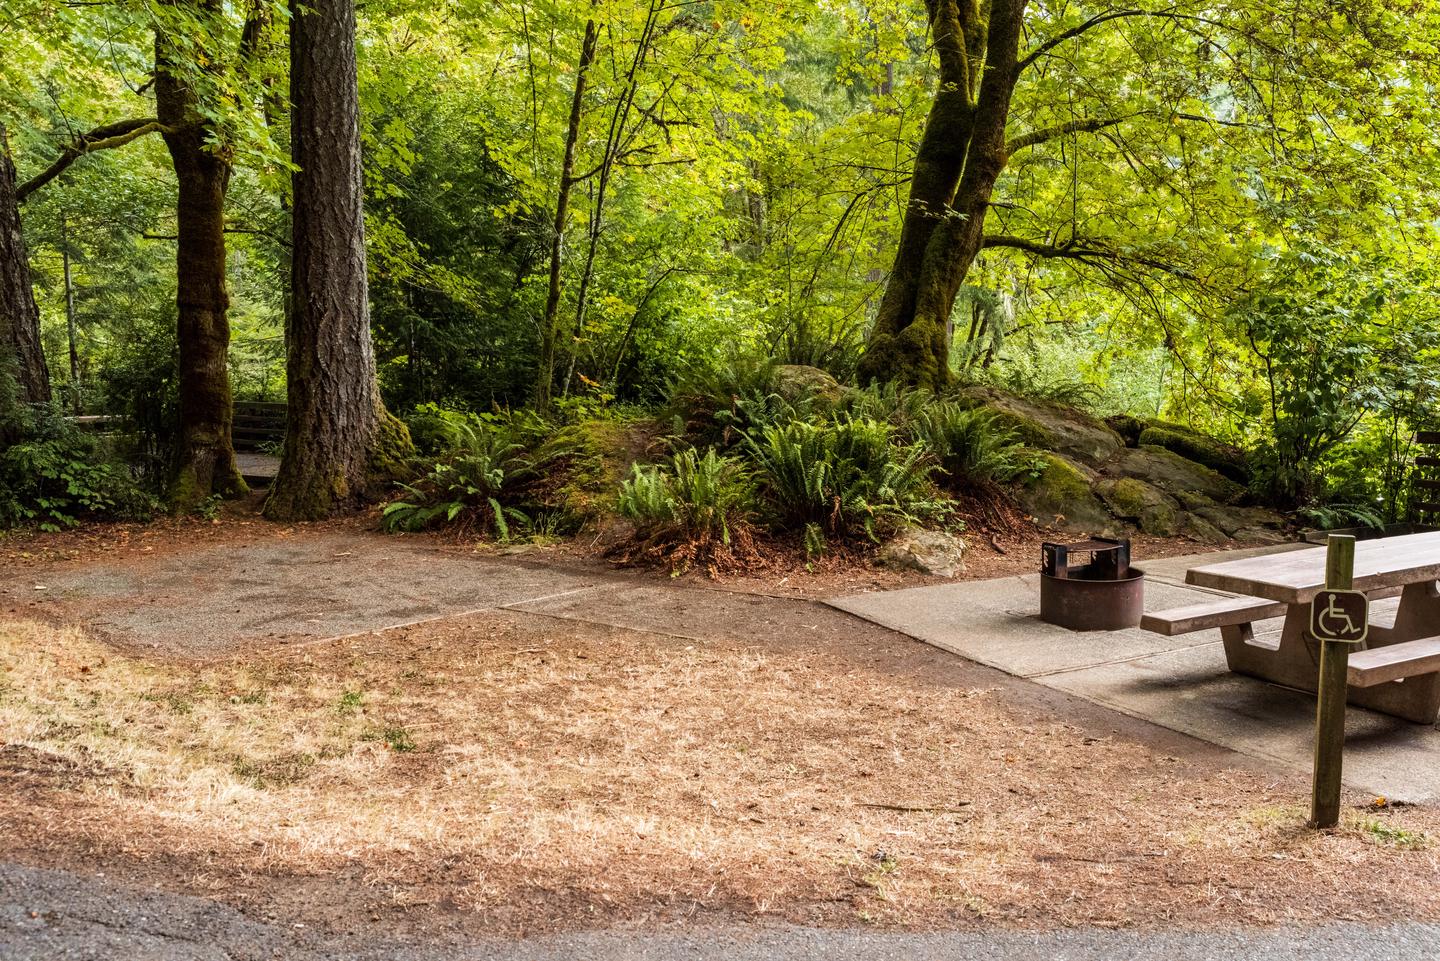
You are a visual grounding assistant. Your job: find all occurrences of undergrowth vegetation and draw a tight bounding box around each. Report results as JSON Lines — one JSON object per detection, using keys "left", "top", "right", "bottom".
{"left": 383, "top": 408, "right": 590, "bottom": 540}
{"left": 615, "top": 448, "right": 760, "bottom": 573}
{"left": 385, "top": 370, "right": 1035, "bottom": 572}
{"left": 744, "top": 416, "right": 948, "bottom": 553}
{"left": 0, "top": 405, "right": 154, "bottom": 531}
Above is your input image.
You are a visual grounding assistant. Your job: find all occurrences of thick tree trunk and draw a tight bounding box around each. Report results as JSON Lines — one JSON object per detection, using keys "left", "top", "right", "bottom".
{"left": 155, "top": 26, "right": 247, "bottom": 506}
{"left": 0, "top": 124, "right": 51, "bottom": 410}
{"left": 264, "top": 0, "right": 411, "bottom": 521}
{"left": 857, "top": 0, "right": 1027, "bottom": 390}
{"left": 535, "top": 18, "right": 598, "bottom": 409}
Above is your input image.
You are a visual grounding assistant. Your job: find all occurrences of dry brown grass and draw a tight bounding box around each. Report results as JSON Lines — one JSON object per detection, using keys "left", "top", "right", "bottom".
{"left": 3, "top": 612, "right": 1440, "bottom": 932}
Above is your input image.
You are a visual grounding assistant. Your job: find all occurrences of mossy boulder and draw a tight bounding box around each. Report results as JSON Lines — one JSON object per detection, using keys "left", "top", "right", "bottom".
{"left": 1017, "top": 452, "right": 1115, "bottom": 533}
{"left": 962, "top": 387, "right": 1124, "bottom": 467}
{"left": 1106, "top": 414, "right": 1147, "bottom": 447}
{"left": 553, "top": 417, "right": 661, "bottom": 524}
{"left": 774, "top": 364, "right": 844, "bottom": 409}
{"left": 1094, "top": 476, "right": 1181, "bottom": 536}
{"left": 1176, "top": 512, "right": 1231, "bottom": 545}
{"left": 1193, "top": 503, "right": 1288, "bottom": 538}
{"left": 1137, "top": 424, "right": 1248, "bottom": 483}
{"left": 1110, "top": 445, "right": 1244, "bottom": 507}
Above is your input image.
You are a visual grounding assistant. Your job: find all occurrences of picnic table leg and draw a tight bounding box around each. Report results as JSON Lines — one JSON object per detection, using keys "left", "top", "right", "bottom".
{"left": 1345, "top": 580, "right": 1440, "bottom": 724}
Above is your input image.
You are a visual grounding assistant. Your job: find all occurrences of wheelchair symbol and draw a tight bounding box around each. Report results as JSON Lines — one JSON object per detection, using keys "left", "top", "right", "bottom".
{"left": 1309, "top": 589, "right": 1369, "bottom": 644}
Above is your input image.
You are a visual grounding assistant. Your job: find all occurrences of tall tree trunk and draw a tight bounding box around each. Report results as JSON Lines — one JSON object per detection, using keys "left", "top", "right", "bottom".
{"left": 857, "top": 0, "right": 1027, "bottom": 390}
{"left": 264, "top": 0, "right": 411, "bottom": 521}
{"left": 535, "top": 17, "right": 598, "bottom": 409}
{"left": 155, "top": 25, "right": 247, "bottom": 506}
{"left": 61, "top": 210, "right": 80, "bottom": 412}
{"left": 0, "top": 123, "right": 51, "bottom": 411}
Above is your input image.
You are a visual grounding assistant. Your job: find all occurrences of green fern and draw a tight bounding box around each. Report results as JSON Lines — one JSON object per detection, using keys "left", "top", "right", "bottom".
{"left": 614, "top": 448, "right": 759, "bottom": 572}
{"left": 743, "top": 415, "right": 948, "bottom": 549}
{"left": 910, "top": 402, "right": 1033, "bottom": 488}
{"left": 381, "top": 410, "right": 581, "bottom": 538}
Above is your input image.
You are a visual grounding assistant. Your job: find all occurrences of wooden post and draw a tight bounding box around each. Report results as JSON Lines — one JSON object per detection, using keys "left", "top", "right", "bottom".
{"left": 1310, "top": 534, "right": 1356, "bottom": 829}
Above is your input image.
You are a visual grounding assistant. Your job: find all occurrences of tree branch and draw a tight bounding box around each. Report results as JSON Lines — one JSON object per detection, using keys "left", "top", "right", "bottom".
{"left": 1006, "top": 115, "right": 1135, "bottom": 155}
{"left": 18, "top": 118, "right": 168, "bottom": 201}
{"left": 981, "top": 233, "right": 1197, "bottom": 280}
{"left": 1018, "top": 8, "right": 1157, "bottom": 72}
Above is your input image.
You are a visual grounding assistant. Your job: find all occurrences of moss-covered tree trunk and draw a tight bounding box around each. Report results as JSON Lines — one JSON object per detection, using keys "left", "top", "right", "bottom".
{"left": 264, "top": 0, "right": 411, "bottom": 521}
{"left": 155, "top": 20, "right": 247, "bottom": 508}
{"left": 0, "top": 123, "right": 51, "bottom": 412}
{"left": 858, "top": 0, "right": 1027, "bottom": 390}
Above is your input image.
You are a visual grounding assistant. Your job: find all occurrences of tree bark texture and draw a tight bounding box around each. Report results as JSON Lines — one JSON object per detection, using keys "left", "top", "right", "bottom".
{"left": 858, "top": 0, "right": 1028, "bottom": 390}
{"left": 535, "top": 17, "right": 598, "bottom": 409}
{"left": 155, "top": 14, "right": 247, "bottom": 505}
{"left": 264, "top": 0, "right": 411, "bottom": 521}
{"left": 0, "top": 124, "right": 52, "bottom": 410}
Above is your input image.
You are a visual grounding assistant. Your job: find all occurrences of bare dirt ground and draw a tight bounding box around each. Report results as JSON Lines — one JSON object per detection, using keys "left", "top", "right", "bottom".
{"left": 3, "top": 515, "right": 1438, "bottom": 944}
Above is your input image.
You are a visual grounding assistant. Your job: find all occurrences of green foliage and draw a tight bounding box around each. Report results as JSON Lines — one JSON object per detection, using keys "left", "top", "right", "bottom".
{"left": 381, "top": 409, "right": 581, "bottom": 539}
{"left": 616, "top": 448, "right": 758, "bottom": 571}
{"left": 0, "top": 407, "right": 154, "bottom": 531}
{"left": 665, "top": 355, "right": 782, "bottom": 443}
{"left": 837, "top": 386, "right": 1033, "bottom": 490}
{"left": 910, "top": 404, "right": 1034, "bottom": 489}
{"left": 835, "top": 382, "right": 933, "bottom": 433}
{"left": 1219, "top": 248, "right": 1440, "bottom": 510}
{"left": 743, "top": 416, "right": 947, "bottom": 553}
{"left": 1295, "top": 501, "right": 1386, "bottom": 532}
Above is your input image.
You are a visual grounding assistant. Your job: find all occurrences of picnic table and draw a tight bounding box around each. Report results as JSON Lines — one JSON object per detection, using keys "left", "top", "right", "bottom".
{"left": 1144, "top": 532, "right": 1440, "bottom": 723}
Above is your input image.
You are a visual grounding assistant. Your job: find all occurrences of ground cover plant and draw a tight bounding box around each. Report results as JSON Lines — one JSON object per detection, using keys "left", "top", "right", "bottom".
{"left": 614, "top": 446, "right": 761, "bottom": 574}
{"left": 383, "top": 408, "right": 592, "bottom": 540}
{"left": 0, "top": 405, "right": 153, "bottom": 531}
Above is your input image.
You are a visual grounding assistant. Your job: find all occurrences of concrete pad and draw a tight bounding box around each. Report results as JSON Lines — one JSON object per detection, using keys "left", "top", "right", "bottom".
{"left": 827, "top": 574, "right": 1284, "bottom": 678}
{"left": 828, "top": 548, "right": 1440, "bottom": 802}
{"left": 9, "top": 533, "right": 604, "bottom": 657}
{"left": 1045, "top": 644, "right": 1440, "bottom": 801}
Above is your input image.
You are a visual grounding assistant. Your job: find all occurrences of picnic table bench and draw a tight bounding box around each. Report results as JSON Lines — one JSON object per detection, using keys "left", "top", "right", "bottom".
{"left": 1141, "top": 532, "right": 1440, "bottom": 723}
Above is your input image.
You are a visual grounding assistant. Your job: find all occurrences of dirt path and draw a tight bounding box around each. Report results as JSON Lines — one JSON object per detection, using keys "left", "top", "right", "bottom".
{"left": 3, "top": 525, "right": 1439, "bottom": 951}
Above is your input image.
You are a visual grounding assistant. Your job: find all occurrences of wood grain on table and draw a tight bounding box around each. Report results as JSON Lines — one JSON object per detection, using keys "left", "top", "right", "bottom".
{"left": 1186, "top": 531, "right": 1440, "bottom": 604}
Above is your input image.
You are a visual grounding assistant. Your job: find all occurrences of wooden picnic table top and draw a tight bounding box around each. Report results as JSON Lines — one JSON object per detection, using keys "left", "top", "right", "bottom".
{"left": 1186, "top": 531, "right": 1440, "bottom": 605}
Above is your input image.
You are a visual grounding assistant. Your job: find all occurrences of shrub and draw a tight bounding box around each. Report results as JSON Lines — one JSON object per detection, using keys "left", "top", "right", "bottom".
{"left": 835, "top": 382, "right": 934, "bottom": 433}
{"left": 403, "top": 403, "right": 486, "bottom": 457}
{"left": 910, "top": 403, "right": 1033, "bottom": 489}
{"left": 743, "top": 416, "right": 948, "bottom": 553}
{"left": 0, "top": 407, "right": 154, "bottom": 531}
{"left": 615, "top": 447, "right": 759, "bottom": 572}
{"left": 1296, "top": 501, "right": 1386, "bottom": 532}
{"left": 381, "top": 411, "right": 581, "bottom": 539}
{"left": 664, "top": 354, "right": 781, "bottom": 443}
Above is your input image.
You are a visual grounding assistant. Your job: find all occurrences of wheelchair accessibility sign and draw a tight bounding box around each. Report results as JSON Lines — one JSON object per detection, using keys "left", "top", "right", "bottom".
{"left": 1310, "top": 589, "right": 1369, "bottom": 645}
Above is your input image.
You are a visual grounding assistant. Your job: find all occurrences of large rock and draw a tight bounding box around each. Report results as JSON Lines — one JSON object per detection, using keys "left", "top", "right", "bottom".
{"left": 1017, "top": 453, "right": 1116, "bottom": 533}
{"left": 1110, "top": 445, "right": 1244, "bottom": 507}
{"left": 1176, "top": 512, "right": 1231, "bottom": 544}
{"left": 1193, "top": 504, "right": 1288, "bottom": 537}
{"left": 1137, "top": 423, "right": 1248, "bottom": 483}
{"left": 1094, "top": 477, "right": 1181, "bottom": 536}
{"left": 964, "top": 388, "right": 1124, "bottom": 467}
{"left": 877, "top": 529, "right": 966, "bottom": 577}
{"left": 773, "top": 365, "right": 843, "bottom": 408}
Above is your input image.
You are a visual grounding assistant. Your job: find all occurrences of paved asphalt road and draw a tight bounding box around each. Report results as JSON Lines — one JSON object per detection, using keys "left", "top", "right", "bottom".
{"left": 4, "top": 862, "right": 1439, "bottom": 961}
